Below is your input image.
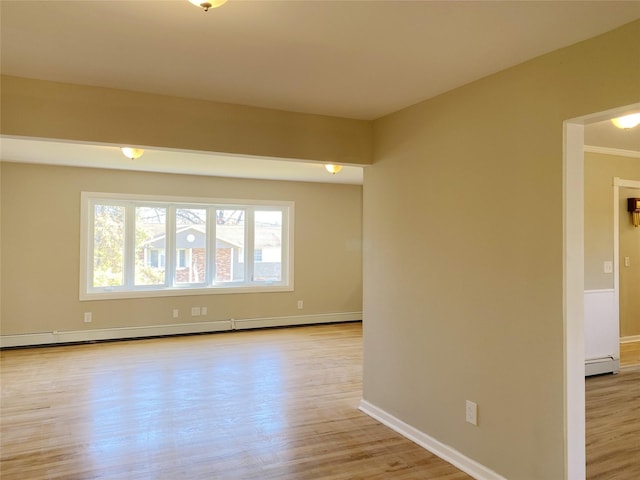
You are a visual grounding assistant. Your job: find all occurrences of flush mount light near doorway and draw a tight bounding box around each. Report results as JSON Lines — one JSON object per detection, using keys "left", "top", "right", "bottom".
{"left": 611, "top": 113, "right": 640, "bottom": 129}
{"left": 188, "top": 0, "right": 227, "bottom": 11}
{"left": 325, "top": 164, "right": 343, "bottom": 175}
{"left": 121, "top": 147, "right": 144, "bottom": 160}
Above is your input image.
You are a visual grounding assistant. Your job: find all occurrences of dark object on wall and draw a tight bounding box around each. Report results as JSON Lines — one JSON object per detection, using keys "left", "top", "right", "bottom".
{"left": 628, "top": 198, "right": 640, "bottom": 227}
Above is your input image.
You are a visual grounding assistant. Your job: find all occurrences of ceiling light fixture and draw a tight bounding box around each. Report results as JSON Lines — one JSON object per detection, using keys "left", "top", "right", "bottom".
{"left": 611, "top": 113, "right": 640, "bottom": 130}
{"left": 325, "top": 164, "right": 343, "bottom": 175}
{"left": 188, "top": 0, "right": 227, "bottom": 11}
{"left": 121, "top": 147, "right": 145, "bottom": 160}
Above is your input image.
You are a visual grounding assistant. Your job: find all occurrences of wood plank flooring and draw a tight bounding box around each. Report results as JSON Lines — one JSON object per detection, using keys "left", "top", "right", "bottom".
{"left": 620, "top": 341, "right": 640, "bottom": 368}
{"left": 3, "top": 324, "right": 639, "bottom": 479}
{"left": 1, "top": 323, "right": 472, "bottom": 480}
{"left": 586, "top": 364, "right": 640, "bottom": 480}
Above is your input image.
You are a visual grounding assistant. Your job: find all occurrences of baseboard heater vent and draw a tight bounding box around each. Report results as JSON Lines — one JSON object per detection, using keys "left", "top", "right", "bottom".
{"left": 0, "top": 312, "right": 363, "bottom": 348}
{"left": 585, "top": 356, "right": 620, "bottom": 376}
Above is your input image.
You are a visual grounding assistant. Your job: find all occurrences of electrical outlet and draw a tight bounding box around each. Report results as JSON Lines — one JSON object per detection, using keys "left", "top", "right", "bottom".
{"left": 83, "top": 312, "right": 92, "bottom": 323}
{"left": 604, "top": 261, "right": 613, "bottom": 273}
{"left": 624, "top": 256, "right": 631, "bottom": 267}
{"left": 466, "top": 400, "right": 478, "bottom": 426}
{"left": 297, "top": 300, "right": 304, "bottom": 309}
{"left": 172, "top": 309, "right": 179, "bottom": 319}
{"left": 191, "top": 307, "right": 201, "bottom": 317}
{"left": 201, "top": 307, "right": 208, "bottom": 315}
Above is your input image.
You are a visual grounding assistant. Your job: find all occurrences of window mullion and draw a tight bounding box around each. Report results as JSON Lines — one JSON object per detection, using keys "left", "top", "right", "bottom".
{"left": 124, "top": 203, "right": 136, "bottom": 289}
{"left": 246, "top": 208, "right": 255, "bottom": 283}
{"left": 166, "top": 206, "right": 176, "bottom": 287}
{"left": 207, "top": 207, "right": 216, "bottom": 285}
{"left": 280, "top": 207, "right": 289, "bottom": 285}
{"left": 86, "top": 199, "right": 96, "bottom": 291}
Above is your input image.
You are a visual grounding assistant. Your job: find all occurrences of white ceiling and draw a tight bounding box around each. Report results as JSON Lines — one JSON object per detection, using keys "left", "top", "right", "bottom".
{"left": 1, "top": 0, "right": 639, "bottom": 181}
{"left": 584, "top": 118, "right": 640, "bottom": 154}
{"left": 2, "top": 0, "right": 640, "bottom": 120}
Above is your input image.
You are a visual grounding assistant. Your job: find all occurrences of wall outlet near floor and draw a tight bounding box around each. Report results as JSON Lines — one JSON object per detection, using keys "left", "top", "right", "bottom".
{"left": 604, "top": 261, "right": 613, "bottom": 274}
{"left": 297, "top": 300, "right": 304, "bottom": 310}
{"left": 191, "top": 307, "right": 201, "bottom": 317}
{"left": 83, "top": 312, "right": 92, "bottom": 323}
{"left": 201, "top": 307, "right": 208, "bottom": 315}
{"left": 624, "top": 256, "right": 631, "bottom": 267}
{"left": 465, "top": 400, "right": 478, "bottom": 426}
{"left": 172, "top": 309, "right": 179, "bottom": 319}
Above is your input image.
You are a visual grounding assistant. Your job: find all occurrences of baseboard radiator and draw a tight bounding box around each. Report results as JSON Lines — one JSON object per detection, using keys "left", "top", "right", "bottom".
{"left": 585, "top": 356, "right": 620, "bottom": 376}
{"left": 0, "top": 312, "right": 362, "bottom": 348}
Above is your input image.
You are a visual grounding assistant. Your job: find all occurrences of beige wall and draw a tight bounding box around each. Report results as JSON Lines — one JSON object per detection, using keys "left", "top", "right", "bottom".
{"left": 620, "top": 187, "right": 640, "bottom": 337}
{"left": 0, "top": 162, "right": 362, "bottom": 335}
{"left": 584, "top": 151, "right": 640, "bottom": 287}
{"left": 0, "top": 75, "right": 373, "bottom": 166}
{"left": 584, "top": 152, "right": 640, "bottom": 337}
{"left": 364, "top": 20, "right": 640, "bottom": 480}
{"left": 0, "top": 162, "right": 2, "bottom": 327}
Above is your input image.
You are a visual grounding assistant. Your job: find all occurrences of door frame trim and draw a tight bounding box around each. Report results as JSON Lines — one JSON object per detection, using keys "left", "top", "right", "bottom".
{"left": 563, "top": 102, "right": 640, "bottom": 480}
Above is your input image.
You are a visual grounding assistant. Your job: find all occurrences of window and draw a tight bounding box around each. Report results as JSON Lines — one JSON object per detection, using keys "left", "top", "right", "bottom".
{"left": 81, "top": 193, "right": 293, "bottom": 300}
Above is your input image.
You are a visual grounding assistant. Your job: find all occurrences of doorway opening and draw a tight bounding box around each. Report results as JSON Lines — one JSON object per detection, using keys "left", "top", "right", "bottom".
{"left": 564, "top": 102, "right": 640, "bottom": 479}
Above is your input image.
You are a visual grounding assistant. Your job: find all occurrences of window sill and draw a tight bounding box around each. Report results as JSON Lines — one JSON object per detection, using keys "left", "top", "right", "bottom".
{"left": 80, "top": 283, "right": 293, "bottom": 301}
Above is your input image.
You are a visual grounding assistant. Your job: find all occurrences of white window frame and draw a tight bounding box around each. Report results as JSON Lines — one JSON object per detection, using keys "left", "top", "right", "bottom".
{"left": 80, "top": 192, "right": 294, "bottom": 300}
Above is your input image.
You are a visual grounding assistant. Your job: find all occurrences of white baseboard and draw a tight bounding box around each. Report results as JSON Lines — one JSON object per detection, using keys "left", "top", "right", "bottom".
{"left": 1, "top": 312, "right": 362, "bottom": 348}
{"left": 359, "top": 400, "right": 507, "bottom": 480}
{"left": 621, "top": 335, "right": 640, "bottom": 344}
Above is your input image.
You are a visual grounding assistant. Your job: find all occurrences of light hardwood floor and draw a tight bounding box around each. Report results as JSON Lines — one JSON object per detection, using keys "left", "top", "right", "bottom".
{"left": 584, "top": 340, "right": 640, "bottom": 480}
{"left": 1, "top": 323, "right": 472, "bottom": 480}
{"left": 620, "top": 341, "right": 640, "bottom": 368}
{"left": 2, "top": 324, "right": 638, "bottom": 479}
{"left": 586, "top": 363, "right": 640, "bottom": 479}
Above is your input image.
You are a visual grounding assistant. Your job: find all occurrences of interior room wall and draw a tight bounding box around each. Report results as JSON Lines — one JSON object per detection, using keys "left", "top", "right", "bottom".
{"left": 363, "top": 20, "right": 640, "bottom": 480}
{"left": 584, "top": 151, "right": 640, "bottom": 291}
{"left": 619, "top": 186, "right": 640, "bottom": 337}
{"left": 0, "top": 161, "right": 362, "bottom": 336}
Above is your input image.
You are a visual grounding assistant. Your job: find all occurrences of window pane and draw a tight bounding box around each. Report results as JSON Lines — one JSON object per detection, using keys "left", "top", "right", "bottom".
{"left": 93, "top": 204, "right": 125, "bottom": 287}
{"left": 176, "top": 208, "right": 207, "bottom": 284}
{"left": 178, "top": 249, "right": 187, "bottom": 268}
{"left": 215, "top": 209, "right": 245, "bottom": 283}
{"left": 254, "top": 211, "right": 282, "bottom": 282}
{"left": 135, "top": 207, "right": 166, "bottom": 286}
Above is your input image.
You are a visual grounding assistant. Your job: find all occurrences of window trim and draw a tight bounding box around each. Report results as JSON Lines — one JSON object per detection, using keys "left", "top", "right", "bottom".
{"left": 80, "top": 192, "right": 294, "bottom": 300}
